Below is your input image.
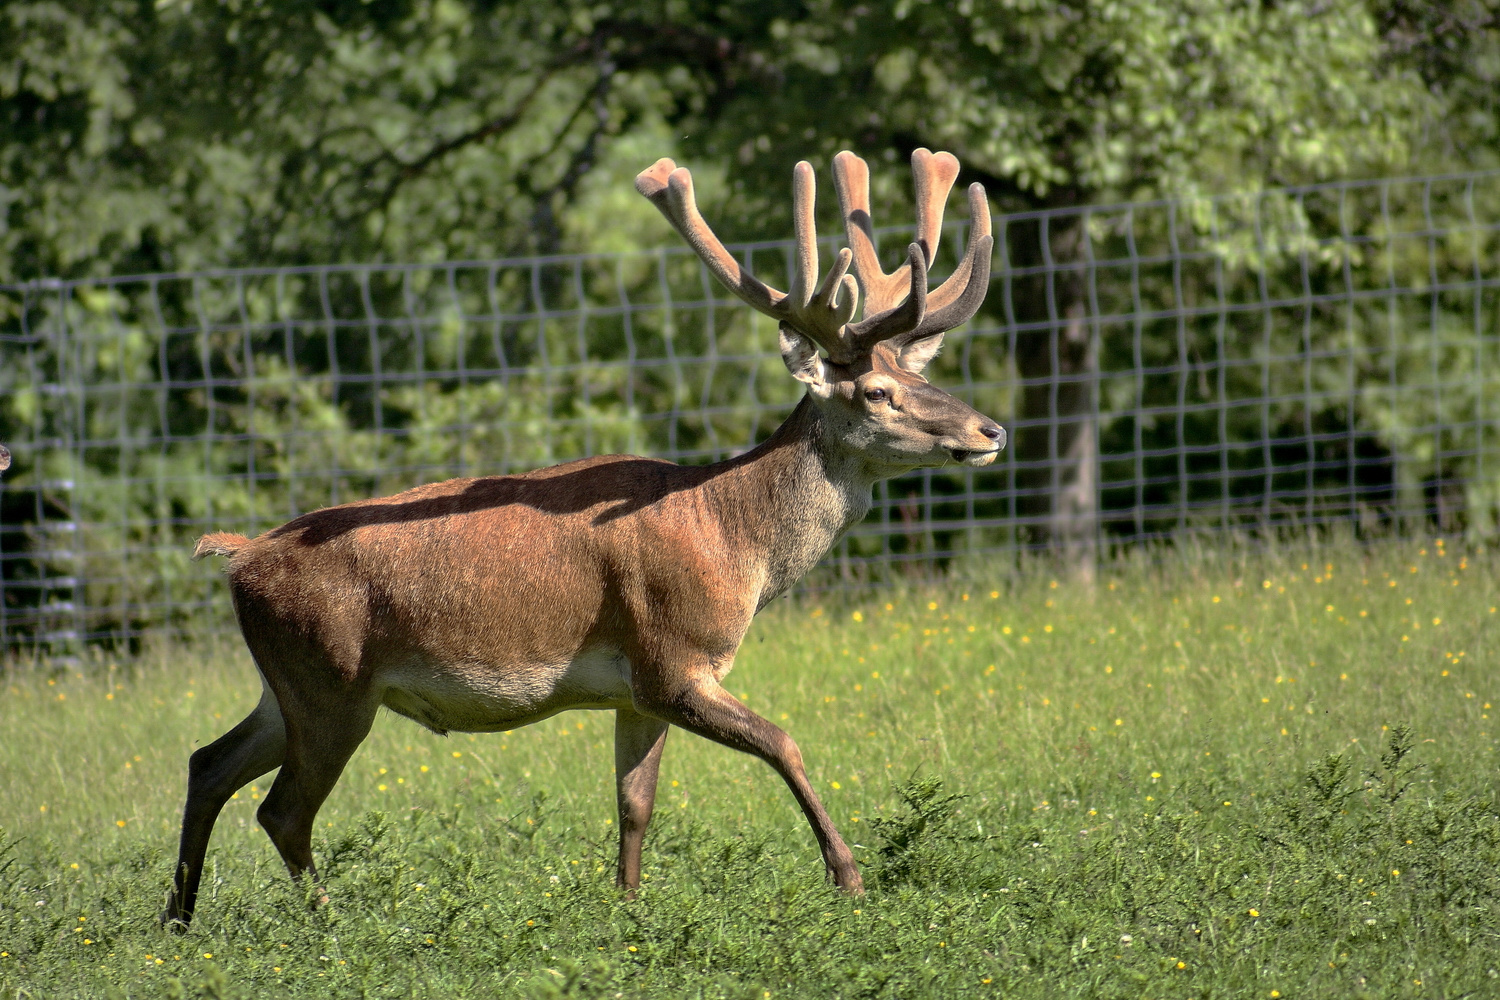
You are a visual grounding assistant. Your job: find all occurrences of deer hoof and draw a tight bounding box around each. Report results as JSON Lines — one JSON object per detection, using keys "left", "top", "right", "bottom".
{"left": 829, "top": 864, "right": 865, "bottom": 895}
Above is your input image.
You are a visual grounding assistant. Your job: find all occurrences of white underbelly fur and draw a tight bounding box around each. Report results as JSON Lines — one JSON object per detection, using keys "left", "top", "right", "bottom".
{"left": 378, "top": 647, "right": 633, "bottom": 734}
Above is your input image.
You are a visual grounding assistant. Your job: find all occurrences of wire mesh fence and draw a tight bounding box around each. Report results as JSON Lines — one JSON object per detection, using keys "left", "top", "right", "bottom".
{"left": 4, "top": 170, "right": 1500, "bottom": 652}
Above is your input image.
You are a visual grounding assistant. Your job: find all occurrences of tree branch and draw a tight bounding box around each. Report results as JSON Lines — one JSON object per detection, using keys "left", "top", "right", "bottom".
{"left": 517, "top": 66, "right": 616, "bottom": 256}
{"left": 375, "top": 67, "right": 562, "bottom": 213}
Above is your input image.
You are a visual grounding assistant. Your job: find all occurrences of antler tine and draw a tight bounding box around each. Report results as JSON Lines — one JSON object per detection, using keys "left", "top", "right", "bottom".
{"left": 833, "top": 151, "right": 910, "bottom": 316}
{"left": 832, "top": 148, "right": 961, "bottom": 319}
{"left": 636, "top": 158, "right": 783, "bottom": 315}
{"left": 846, "top": 244, "right": 928, "bottom": 354}
{"left": 910, "top": 149, "right": 961, "bottom": 268}
{"left": 785, "top": 162, "right": 861, "bottom": 360}
{"left": 789, "top": 162, "right": 818, "bottom": 309}
{"left": 637, "top": 157, "right": 856, "bottom": 362}
{"left": 832, "top": 148, "right": 991, "bottom": 354}
{"left": 900, "top": 182, "right": 994, "bottom": 344}
{"left": 798, "top": 247, "right": 860, "bottom": 362}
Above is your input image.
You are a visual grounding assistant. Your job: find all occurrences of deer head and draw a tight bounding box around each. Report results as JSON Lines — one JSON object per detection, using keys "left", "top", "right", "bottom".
{"left": 635, "top": 149, "right": 1004, "bottom": 471}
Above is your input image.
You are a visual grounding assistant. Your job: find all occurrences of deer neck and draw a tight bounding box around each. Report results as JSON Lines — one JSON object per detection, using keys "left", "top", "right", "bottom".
{"left": 704, "top": 395, "right": 878, "bottom": 608}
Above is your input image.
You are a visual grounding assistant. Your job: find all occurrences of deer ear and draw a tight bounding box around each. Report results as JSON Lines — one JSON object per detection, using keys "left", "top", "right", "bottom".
{"left": 779, "top": 324, "right": 830, "bottom": 390}
{"left": 897, "top": 332, "right": 944, "bottom": 374}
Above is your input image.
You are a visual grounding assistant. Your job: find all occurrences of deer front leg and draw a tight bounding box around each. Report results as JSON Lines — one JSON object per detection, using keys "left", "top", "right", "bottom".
{"left": 635, "top": 675, "right": 862, "bottom": 893}
{"left": 613, "top": 708, "right": 670, "bottom": 892}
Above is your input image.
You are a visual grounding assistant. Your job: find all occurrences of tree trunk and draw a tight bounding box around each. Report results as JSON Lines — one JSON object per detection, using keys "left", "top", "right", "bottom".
{"left": 1008, "top": 216, "right": 1098, "bottom": 579}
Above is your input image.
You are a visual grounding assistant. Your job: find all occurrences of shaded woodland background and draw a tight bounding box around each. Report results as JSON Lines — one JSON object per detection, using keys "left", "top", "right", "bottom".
{"left": 6, "top": 0, "right": 1495, "bottom": 277}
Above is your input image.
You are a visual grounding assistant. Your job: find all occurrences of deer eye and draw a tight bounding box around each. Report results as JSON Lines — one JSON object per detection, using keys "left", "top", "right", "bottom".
{"left": 864, "top": 387, "right": 889, "bottom": 403}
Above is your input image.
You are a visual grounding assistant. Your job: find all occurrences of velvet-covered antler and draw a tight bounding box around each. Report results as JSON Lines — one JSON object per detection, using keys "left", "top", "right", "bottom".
{"left": 833, "top": 149, "right": 994, "bottom": 356}
{"left": 636, "top": 150, "right": 990, "bottom": 365}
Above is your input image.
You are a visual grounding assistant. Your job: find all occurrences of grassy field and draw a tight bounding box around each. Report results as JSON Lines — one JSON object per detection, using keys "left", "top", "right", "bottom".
{"left": 3, "top": 537, "right": 1499, "bottom": 998}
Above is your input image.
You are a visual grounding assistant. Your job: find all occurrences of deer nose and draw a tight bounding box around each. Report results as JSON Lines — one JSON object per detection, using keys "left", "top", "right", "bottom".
{"left": 980, "top": 422, "right": 1006, "bottom": 449}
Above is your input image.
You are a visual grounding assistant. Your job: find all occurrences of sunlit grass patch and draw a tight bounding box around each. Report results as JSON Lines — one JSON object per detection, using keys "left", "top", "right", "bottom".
{"left": 3, "top": 536, "right": 1499, "bottom": 998}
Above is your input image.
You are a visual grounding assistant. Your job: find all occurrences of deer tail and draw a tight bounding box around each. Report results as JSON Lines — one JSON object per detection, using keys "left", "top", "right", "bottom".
{"left": 193, "top": 532, "right": 250, "bottom": 560}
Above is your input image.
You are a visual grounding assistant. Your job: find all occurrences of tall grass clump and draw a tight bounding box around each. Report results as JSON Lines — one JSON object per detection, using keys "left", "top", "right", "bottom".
{"left": 3, "top": 535, "right": 1498, "bottom": 998}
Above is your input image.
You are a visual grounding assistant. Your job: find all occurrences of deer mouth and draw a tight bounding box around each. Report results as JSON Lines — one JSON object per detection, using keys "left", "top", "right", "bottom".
{"left": 948, "top": 447, "right": 1000, "bottom": 467}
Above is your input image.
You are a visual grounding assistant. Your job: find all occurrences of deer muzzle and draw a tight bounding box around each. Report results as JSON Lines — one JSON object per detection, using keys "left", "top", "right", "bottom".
{"left": 947, "top": 421, "right": 1005, "bottom": 466}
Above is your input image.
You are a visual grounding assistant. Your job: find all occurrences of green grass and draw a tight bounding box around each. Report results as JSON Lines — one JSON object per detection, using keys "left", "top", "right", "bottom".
{"left": 3, "top": 536, "right": 1500, "bottom": 998}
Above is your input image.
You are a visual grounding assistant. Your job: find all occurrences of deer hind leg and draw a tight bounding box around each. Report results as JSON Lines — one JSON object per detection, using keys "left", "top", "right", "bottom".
{"left": 613, "top": 708, "right": 671, "bottom": 892}
{"left": 635, "top": 675, "right": 863, "bottom": 894}
{"left": 162, "top": 680, "right": 286, "bottom": 930}
{"left": 255, "top": 690, "right": 380, "bottom": 907}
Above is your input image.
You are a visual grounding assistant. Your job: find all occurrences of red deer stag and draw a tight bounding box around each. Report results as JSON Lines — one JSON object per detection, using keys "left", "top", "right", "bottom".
{"left": 162, "top": 149, "right": 1001, "bottom": 928}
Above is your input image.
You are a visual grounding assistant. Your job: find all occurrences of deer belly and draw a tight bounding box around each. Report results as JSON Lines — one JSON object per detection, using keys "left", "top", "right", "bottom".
{"left": 378, "top": 647, "right": 634, "bottom": 734}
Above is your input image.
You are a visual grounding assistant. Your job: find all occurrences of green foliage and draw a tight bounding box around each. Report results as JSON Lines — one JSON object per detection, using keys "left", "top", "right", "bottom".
{"left": 1077, "top": 174, "right": 1500, "bottom": 537}
{"left": 0, "top": 0, "right": 682, "bottom": 279}
{"left": 6, "top": 0, "right": 1495, "bottom": 282}
{"left": 865, "top": 775, "right": 972, "bottom": 889}
{"left": 1375, "top": 0, "right": 1500, "bottom": 173}
{"left": 3, "top": 538, "right": 1500, "bottom": 996}
{"left": 521, "top": 959, "right": 623, "bottom": 1000}
{"left": 681, "top": 0, "right": 1422, "bottom": 223}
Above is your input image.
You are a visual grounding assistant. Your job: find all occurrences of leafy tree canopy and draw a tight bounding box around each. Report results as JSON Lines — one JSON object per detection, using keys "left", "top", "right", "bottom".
{"left": 3, "top": 0, "right": 680, "bottom": 277}
{"left": 1, "top": 0, "right": 1493, "bottom": 279}
{"left": 680, "top": 0, "right": 1425, "bottom": 219}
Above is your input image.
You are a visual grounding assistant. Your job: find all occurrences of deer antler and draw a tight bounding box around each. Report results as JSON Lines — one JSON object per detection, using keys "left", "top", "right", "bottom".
{"left": 636, "top": 151, "right": 989, "bottom": 365}
{"left": 833, "top": 149, "right": 993, "bottom": 355}
{"left": 636, "top": 159, "right": 860, "bottom": 362}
